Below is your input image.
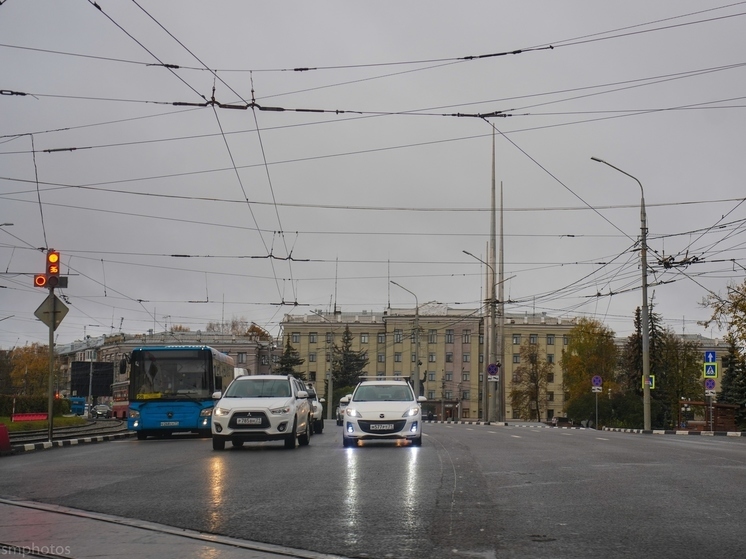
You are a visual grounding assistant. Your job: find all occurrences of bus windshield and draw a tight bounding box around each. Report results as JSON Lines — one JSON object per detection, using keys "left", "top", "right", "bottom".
{"left": 130, "top": 349, "right": 211, "bottom": 400}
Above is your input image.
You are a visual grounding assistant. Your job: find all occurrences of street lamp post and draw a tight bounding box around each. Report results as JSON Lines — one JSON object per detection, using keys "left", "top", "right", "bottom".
{"left": 463, "top": 251, "right": 498, "bottom": 422}
{"left": 312, "top": 310, "right": 336, "bottom": 420}
{"left": 390, "top": 281, "right": 420, "bottom": 398}
{"left": 591, "top": 156, "right": 651, "bottom": 431}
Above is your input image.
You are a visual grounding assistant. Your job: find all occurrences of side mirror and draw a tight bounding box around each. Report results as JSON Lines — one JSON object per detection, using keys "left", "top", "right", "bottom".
{"left": 212, "top": 391, "right": 222, "bottom": 399}
{"left": 340, "top": 395, "right": 351, "bottom": 404}
{"left": 297, "top": 390, "right": 309, "bottom": 399}
{"left": 319, "top": 398, "right": 326, "bottom": 403}
{"left": 417, "top": 395, "right": 427, "bottom": 402}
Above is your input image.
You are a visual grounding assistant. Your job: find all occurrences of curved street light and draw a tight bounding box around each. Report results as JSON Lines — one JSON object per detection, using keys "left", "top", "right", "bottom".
{"left": 591, "top": 156, "right": 651, "bottom": 431}
{"left": 390, "top": 281, "right": 421, "bottom": 397}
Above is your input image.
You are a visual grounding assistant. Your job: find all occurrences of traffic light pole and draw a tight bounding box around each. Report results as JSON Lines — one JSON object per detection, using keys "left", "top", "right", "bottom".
{"left": 46, "top": 287, "right": 55, "bottom": 442}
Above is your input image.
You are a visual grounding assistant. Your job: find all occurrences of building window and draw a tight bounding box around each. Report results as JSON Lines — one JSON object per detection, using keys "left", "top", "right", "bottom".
{"left": 292, "top": 332, "right": 300, "bottom": 343}
{"left": 463, "top": 353, "right": 470, "bottom": 363}
{"left": 394, "top": 329, "right": 403, "bottom": 343}
{"left": 394, "top": 371, "right": 402, "bottom": 378}
{"left": 563, "top": 335, "right": 569, "bottom": 346}
{"left": 479, "top": 373, "right": 484, "bottom": 382}
{"left": 326, "top": 353, "right": 331, "bottom": 363}
{"left": 546, "top": 334, "right": 554, "bottom": 345}
{"left": 429, "top": 353, "right": 436, "bottom": 363}
{"left": 446, "top": 352, "right": 453, "bottom": 363}
{"left": 462, "top": 390, "right": 470, "bottom": 400}
{"left": 548, "top": 372, "right": 555, "bottom": 383}
{"left": 378, "top": 332, "right": 386, "bottom": 344}
{"left": 479, "top": 333, "right": 484, "bottom": 345}
{"left": 512, "top": 409, "right": 520, "bottom": 419}
{"left": 445, "top": 329, "right": 454, "bottom": 344}
{"left": 378, "top": 353, "right": 385, "bottom": 363}
{"left": 462, "top": 410, "right": 470, "bottom": 419}
{"left": 361, "top": 333, "right": 369, "bottom": 344}
{"left": 429, "top": 330, "right": 437, "bottom": 344}
{"left": 547, "top": 354, "right": 554, "bottom": 364}
{"left": 261, "top": 355, "right": 268, "bottom": 365}
{"left": 395, "top": 352, "right": 402, "bottom": 363}
{"left": 310, "top": 372, "right": 316, "bottom": 381}
{"left": 377, "top": 373, "right": 385, "bottom": 380}
{"left": 513, "top": 353, "right": 520, "bottom": 364}
{"left": 428, "top": 372, "right": 436, "bottom": 381}
{"left": 462, "top": 372, "right": 470, "bottom": 382}
{"left": 462, "top": 330, "right": 471, "bottom": 344}
{"left": 547, "top": 391, "right": 555, "bottom": 402}
{"left": 445, "top": 391, "right": 453, "bottom": 400}
{"left": 309, "top": 353, "right": 316, "bottom": 363}
{"left": 512, "top": 371, "right": 520, "bottom": 382}
{"left": 445, "top": 372, "right": 453, "bottom": 381}
{"left": 529, "top": 334, "right": 538, "bottom": 344}
{"left": 411, "top": 353, "right": 417, "bottom": 362}
{"left": 237, "top": 352, "right": 246, "bottom": 364}
{"left": 513, "top": 334, "right": 521, "bottom": 345}
{"left": 428, "top": 391, "right": 436, "bottom": 400}
{"left": 308, "top": 332, "right": 317, "bottom": 344}
{"left": 326, "top": 332, "right": 333, "bottom": 344}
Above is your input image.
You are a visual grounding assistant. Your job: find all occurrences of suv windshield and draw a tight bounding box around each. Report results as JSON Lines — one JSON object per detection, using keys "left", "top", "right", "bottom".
{"left": 353, "top": 384, "right": 413, "bottom": 402}
{"left": 225, "top": 378, "right": 291, "bottom": 398}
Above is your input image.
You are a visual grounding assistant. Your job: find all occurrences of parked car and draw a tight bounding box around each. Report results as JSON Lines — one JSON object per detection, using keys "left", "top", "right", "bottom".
{"left": 211, "top": 374, "right": 312, "bottom": 450}
{"left": 336, "top": 395, "right": 352, "bottom": 426}
{"left": 305, "top": 385, "right": 325, "bottom": 434}
{"left": 341, "top": 380, "right": 426, "bottom": 447}
{"left": 92, "top": 404, "right": 112, "bottom": 419}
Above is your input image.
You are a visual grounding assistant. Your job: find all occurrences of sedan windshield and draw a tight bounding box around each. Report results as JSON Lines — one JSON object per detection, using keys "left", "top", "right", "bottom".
{"left": 353, "top": 385, "right": 413, "bottom": 402}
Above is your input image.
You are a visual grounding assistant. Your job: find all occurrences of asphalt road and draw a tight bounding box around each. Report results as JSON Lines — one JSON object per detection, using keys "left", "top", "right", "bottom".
{"left": 1, "top": 422, "right": 745, "bottom": 558}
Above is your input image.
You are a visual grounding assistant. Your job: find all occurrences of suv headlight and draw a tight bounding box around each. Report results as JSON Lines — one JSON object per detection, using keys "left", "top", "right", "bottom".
{"left": 402, "top": 406, "right": 420, "bottom": 418}
{"left": 270, "top": 405, "right": 291, "bottom": 415}
{"left": 213, "top": 407, "right": 230, "bottom": 416}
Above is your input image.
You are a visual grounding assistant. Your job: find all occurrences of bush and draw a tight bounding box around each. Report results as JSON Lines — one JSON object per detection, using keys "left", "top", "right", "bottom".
{"left": 0, "top": 394, "right": 70, "bottom": 416}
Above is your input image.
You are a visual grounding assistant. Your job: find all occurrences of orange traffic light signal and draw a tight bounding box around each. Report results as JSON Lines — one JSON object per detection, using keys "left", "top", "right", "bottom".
{"left": 46, "top": 250, "right": 60, "bottom": 276}
{"left": 34, "top": 274, "right": 48, "bottom": 287}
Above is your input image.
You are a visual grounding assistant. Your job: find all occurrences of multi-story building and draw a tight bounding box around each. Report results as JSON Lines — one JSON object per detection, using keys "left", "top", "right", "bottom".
{"left": 281, "top": 305, "right": 576, "bottom": 421}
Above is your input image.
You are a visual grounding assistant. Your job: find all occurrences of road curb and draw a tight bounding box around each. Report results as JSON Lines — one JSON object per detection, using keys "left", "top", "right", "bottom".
{"left": 603, "top": 427, "right": 745, "bottom": 436}
{"left": 8, "top": 431, "right": 135, "bottom": 455}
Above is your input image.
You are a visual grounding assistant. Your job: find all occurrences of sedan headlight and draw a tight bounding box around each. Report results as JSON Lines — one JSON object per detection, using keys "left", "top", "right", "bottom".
{"left": 402, "top": 406, "right": 420, "bottom": 418}
{"left": 270, "top": 405, "right": 291, "bottom": 415}
{"left": 213, "top": 407, "right": 231, "bottom": 416}
{"left": 346, "top": 408, "right": 362, "bottom": 418}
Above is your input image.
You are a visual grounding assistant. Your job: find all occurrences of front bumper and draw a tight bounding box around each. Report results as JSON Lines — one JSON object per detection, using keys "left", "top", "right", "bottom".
{"left": 343, "top": 417, "right": 421, "bottom": 440}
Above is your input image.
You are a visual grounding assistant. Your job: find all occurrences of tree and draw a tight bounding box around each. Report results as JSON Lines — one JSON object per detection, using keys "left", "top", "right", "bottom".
{"left": 332, "top": 325, "right": 369, "bottom": 389}
{"left": 276, "top": 338, "right": 305, "bottom": 379}
{"left": 510, "top": 341, "right": 553, "bottom": 421}
{"left": 560, "top": 318, "right": 618, "bottom": 407}
{"left": 9, "top": 343, "right": 50, "bottom": 396}
{"left": 618, "top": 306, "right": 665, "bottom": 396}
{"left": 170, "top": 324, "right": 191, "bottom": 332}
{"left": 654, "top": 329, "right": 703, "bottom": 428}
{"left": 703, "top": 278, "right": 746, "bottom": 347}
{"left": 719, "top": 333, "right": 746, "bottom": 429}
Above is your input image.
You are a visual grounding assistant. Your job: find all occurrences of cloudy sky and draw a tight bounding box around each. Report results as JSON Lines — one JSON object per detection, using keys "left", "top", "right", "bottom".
{"left": 2, "top": 1, "right": 745, "bottom": 350}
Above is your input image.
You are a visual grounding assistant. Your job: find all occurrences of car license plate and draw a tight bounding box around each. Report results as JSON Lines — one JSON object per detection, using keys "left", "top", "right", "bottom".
{"left": 370, "top": 423, "right": 394, "bottom": 430}
{"left": 237, "top": 417, "right": 262, "bottom": 425}
{"left": 160, "top": 421, "right": 179, "bottom": 426}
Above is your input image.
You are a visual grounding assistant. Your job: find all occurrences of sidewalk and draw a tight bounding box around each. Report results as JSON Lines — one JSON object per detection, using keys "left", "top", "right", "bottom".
{"left": 0, "top": 499, "right": 346, "bottom": 559}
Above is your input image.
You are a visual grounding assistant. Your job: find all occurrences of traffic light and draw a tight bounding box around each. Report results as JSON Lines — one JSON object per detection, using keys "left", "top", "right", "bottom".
{"left": 33, "top": 274, "right": 48, "bottom": 287}
{"left": 46, "top": 250, "right": 60, "bottom": 288}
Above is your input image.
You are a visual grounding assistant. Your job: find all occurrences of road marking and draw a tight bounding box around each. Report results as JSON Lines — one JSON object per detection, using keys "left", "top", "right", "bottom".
{"left": 511, "top": 435, "right": 521, "bottom": 439}
{"left": 487, "top": 431, "right": 498, "bottom": 434}
{"left": 596, "top": 437, "right": 609, "bottom": 441}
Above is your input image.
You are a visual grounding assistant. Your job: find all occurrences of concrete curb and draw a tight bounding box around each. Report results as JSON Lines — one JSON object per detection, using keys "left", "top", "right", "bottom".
{"left": 9, "top": 431, "right": 135, "bottom": 455}
{"left": 423, "top": 420, "right": 585, "bottom": 429}
{"left": 603, "top": 427, "right": 746, "bottom": 436}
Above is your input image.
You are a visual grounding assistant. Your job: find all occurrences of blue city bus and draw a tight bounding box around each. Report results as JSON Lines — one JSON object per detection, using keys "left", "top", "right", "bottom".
{"left": 126, "top": 346, "right": 235, "bottom": 440}
{"left": 68, "top": 396, "right": 86, "bottom": 416}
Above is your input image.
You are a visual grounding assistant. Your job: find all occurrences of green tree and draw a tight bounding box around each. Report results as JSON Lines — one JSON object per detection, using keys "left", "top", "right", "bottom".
{"left": 332, "top": 325, "right": 369, "bottom": 389}
{"left": 560, "top": 318, "right": 618, "bottom": 407}
{"left": 276, "top": 337, "right": 305, "bottom": 379}
{"left": 655, "top": 329, "right": 703, "bottom": 428}
{"left": 719, "top": 333, "right": 746, "bottom": 428}
{"left": 510, "top": 341, "right": 553, "bottom": 421}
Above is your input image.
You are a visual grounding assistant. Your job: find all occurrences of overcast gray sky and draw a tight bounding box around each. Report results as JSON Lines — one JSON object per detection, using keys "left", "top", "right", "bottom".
{"left": 2, "top": 0, "right": 745, "bottom": 350}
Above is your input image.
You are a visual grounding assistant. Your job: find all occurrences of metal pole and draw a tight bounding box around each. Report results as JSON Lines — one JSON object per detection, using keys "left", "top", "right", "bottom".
{"left": 591, "top": 157, "right": 651, "bottom": 431}
{"left": 47, "top": 288, "right": 55, "bottom": 442}
{"left": 390, "top": 281, "right": 420, "bottom": 397}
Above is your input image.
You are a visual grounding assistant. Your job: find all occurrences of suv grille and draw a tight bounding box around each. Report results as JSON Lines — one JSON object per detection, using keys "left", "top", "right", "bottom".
{"left": 229, "top": 411, "right": 270, "bottom": 429}
{"left": 358, "top": 420, "right": 406, "bottom": 434}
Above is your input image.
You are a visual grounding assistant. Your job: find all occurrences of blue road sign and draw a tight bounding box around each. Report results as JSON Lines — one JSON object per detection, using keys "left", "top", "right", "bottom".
{"left": 487, "top": 363, "right": 498, "bottom": 376}
{"left": 705, "top": 378, "right": 716, "bottom": 390}
{"left": 592, "top": 375, "right": 602, "bottom": 387}
{"left": 705, "top": 351, "right": 716, "bottom": 363}
{"left": 704, "top": 364, "right": 718, "bottom": 378}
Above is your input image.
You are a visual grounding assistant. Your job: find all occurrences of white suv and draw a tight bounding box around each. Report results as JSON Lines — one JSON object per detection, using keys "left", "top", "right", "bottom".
{"left": 341, "top": 380, "right": 426, "bottom": 447}
{"left": 211, "top": 375, "right": 312, "bottom": 450}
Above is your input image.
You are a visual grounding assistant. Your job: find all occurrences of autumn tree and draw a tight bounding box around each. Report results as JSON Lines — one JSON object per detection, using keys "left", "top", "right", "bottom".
{"left": 560, "top": 318, "right": 618, "bottom": 406}
{"left": 332, "top": 325, "right": 369, "bottom": 389}
{"left": 703, "top": 278, "right": 746, "bottom": 347}
{"left": 9, "top": 343, "right": 50, "bottom": 396}
{"left": 276, "top": 338, "right": 306, "bottom": 379}
{"left": 510, "top": 341, "right": 553, "bottom": 422}
{"left": 654, "top": 329, "right": 704, "bottom": 428}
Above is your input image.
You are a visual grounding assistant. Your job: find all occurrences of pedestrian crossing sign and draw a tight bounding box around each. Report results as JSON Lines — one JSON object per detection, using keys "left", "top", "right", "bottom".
{"left": 703, "top": 363, "right": 718, "bottom": 378}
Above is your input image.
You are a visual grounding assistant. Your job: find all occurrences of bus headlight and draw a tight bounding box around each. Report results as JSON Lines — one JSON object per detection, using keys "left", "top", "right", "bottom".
{"left": 129, "top": 410, "right": 140, "bottom": 419}
{"left": 200, "top": 408, "right": 213, "bottom": 417}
